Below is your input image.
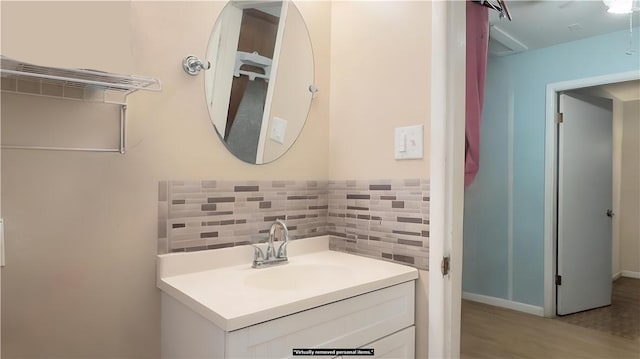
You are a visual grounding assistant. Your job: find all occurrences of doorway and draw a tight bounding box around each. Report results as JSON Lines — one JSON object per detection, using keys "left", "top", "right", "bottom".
{"left": 543, "top": 71, "right": 640, "bottom": 317}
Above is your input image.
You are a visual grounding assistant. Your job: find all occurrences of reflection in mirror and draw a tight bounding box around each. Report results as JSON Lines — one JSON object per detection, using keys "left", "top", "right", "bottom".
{"left": 205, "top": 0, "right": 314, "bottom": 164}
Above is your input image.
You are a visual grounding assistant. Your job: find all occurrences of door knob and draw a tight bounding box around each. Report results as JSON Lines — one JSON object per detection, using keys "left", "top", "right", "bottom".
{"left": 606, "top": 209, "right": 614, "bottom": 217}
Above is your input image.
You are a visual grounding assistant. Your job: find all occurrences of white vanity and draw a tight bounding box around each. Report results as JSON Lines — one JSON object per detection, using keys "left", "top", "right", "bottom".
{"left": 157, "top": 236, "right": 418, "bottom": 358}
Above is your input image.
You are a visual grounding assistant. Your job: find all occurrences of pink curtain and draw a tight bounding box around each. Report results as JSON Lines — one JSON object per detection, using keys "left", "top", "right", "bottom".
{"left": 465, "top": 1, "right": 489, "bottom": 187}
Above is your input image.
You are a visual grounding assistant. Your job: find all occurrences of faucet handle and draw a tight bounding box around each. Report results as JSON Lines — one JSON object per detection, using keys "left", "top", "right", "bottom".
{"left": 276, "top": 241, "right": 289, "bottom": 259}
{"left": 251, "top": 244, "right": 265, "bottom": 261}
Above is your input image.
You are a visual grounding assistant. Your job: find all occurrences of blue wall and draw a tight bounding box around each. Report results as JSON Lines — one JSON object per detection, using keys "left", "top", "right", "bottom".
{"left": 463, "top": 28, "right": 640, "bottom": 307}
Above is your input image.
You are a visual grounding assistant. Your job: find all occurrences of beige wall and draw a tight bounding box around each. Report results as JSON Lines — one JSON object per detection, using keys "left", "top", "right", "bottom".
{"left": 620, "top": 100, "right": 640, "bottom": 274}
{"left": 1, "top": 1, "right": 330, "bottom": 357}
{"left": 329, "top": 2, "right": 432, "bottom": 357}
{"left": 328, "top": 1, "right": 431, "bottom": 181}
{"left": 612, "top": 99, "right": 623, "bottom": 275}
{"left": 2, "top": 1, "right": 435, "bottom": 357}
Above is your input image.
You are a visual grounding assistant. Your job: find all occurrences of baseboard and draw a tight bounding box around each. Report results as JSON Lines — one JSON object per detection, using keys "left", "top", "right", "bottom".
{"left": 621, "top": 270, "right": 640, "bottom": 279}
{"left": 463, "top": 292, "right": 545, "bottom": 317}
{"left": 613, "top": 272, "right": 622, "bottom": 280}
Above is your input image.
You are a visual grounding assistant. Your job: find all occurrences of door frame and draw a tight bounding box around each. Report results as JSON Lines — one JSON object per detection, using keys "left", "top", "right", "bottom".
{"left": 543, "top": 70, "right": 640, "bottom": 318}
{"left": 429, "top": 0, "right": 465, "bottom": 357}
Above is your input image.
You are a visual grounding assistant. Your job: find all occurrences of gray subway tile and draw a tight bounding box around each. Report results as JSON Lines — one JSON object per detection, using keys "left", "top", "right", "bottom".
{"left": 259, "top": 201, "right": 272, "bottom": 209}
{"left": 397, "top": 216, "right": 422, "bottom": 224}
{"left": 207, "top": 242, "right": 234, "bottom": 250}
{"left": 208, "top": 196, "right": 235, "bottom": 203}
{"left": 206, "top": 211, "right": 234, "bottom": 216}
{"left": 287, "top": 195, "right": 309, "bottom": 200}
{"left": 309, "top": 205, "right": 329, "bottom": 210}
{"left": 158, "top": 181, "right": 168, "bottom": 202}
{"left": 392, "top": 229, "right": 422, "bottom": 237}
{"left": 398, "top": 238, "right": 423, "bottom": 247}
{"left": 404, "top": 178, "right": 421, "bottom": 187}
{"left": 393, "top": 254, "right": 415, "bottom": 265}
{"left": 235, "top": 185, "right": 259, "bottom": 192}
{"left": 201, "top": 204, "right": 217, "bottom": 211}
{"left": 392, "top": 201, "right": 405, "bottom": 208}
{"left": 346, "top": 205, "right": 368, "bottom": 211}
{"left": 158, "top": 220, "right": 167, "bottom": 238}
{"left": 346, "top": 194, "right": 371, "bottom": 200}
{"left": 201, "top": 180, "right": 216, "bottom": 188}
{"left": 200, "top": 232, "right": 219, "bottom": 238}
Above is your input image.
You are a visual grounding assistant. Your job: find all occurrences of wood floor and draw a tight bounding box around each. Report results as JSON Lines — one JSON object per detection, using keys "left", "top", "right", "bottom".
{"left": 557, "top": 277, "right": 640, "bottom": 340}
{"left": 461, "top": 300, "right": 640, "bottom": 359}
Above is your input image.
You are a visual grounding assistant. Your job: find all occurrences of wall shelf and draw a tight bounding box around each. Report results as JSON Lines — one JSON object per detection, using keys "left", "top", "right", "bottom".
{"left": 0, "top": 55, "right": 162, "bottom": 154}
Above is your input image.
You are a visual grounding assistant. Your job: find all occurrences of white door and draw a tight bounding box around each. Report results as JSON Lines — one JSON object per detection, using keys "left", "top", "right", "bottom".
{"left": 557, "top": 93, "right": 613, "bottom": 315}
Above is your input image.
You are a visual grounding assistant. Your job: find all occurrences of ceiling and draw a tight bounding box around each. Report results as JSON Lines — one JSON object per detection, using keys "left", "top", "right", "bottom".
{"left": 488, "top": 0, "right": 640, "bottom": 56}
{"left": 603, "top": 80, "right": 640, "bottom": 100}
{"left": 571, "top": 80, "right": 640, "bottom": 101}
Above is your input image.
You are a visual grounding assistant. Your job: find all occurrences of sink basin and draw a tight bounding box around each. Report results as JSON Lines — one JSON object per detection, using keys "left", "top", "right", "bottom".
{"left": 244, "top": 263, "right": 354, "bottom": 290}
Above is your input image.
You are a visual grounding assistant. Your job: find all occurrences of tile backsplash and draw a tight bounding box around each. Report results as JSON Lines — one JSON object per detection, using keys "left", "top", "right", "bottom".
{"left": 327, "top": 179, "right": 429, "bottom": 270}
{"left": 157, "top": 180, "right": 329, "bottom": 254}
{"left": 158, "top": 178, "right": 429, "bottom": 270}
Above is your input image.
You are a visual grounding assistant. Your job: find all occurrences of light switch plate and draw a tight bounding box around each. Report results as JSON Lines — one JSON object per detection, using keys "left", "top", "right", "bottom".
{"left": 394, "top": 125, "right": 423, "bottom": 160}
{"left": 270, "top": 117, "right": 287, "bottom": 144}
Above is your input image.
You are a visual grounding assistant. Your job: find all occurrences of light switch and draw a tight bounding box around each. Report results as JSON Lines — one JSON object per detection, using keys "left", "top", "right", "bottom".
{"left": 270, "top": 117, "right": 287, "bottom": 144}
{"left": 394, "top": 125, "right": 423, "bottom": 160}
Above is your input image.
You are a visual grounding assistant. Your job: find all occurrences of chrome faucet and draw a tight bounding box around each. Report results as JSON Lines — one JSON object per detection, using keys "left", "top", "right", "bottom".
{"left": 252, "top": 219, "right": 289, "bottom": 268}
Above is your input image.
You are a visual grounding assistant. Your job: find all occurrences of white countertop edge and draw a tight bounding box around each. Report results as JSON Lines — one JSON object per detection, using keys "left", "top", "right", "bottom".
{"left": 159, "top": 270, "right": 418, "bottom": 332}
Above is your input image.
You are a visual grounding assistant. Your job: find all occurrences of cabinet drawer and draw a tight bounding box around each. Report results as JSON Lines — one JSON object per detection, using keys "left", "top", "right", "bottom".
{"left": 226, "top": 281, "right": 415, "bottom": 358}
{"left": 363, "top": 326, "right": 415, "bottom": 358}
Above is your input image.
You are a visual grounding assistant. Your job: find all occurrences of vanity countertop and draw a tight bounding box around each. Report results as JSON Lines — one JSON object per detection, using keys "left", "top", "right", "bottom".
{"left": 157, "top": 236, "right": 419, "bottom": 331}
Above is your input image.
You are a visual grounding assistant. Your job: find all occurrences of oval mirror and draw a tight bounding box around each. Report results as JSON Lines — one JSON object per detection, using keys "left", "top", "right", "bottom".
{"left": 204, "top": 0, "right": 314, "bottom": 164}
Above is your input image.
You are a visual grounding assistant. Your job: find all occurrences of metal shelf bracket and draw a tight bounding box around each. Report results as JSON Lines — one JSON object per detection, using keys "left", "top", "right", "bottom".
{"left": 0, "top": 56, "right": 161, "bottom": 154}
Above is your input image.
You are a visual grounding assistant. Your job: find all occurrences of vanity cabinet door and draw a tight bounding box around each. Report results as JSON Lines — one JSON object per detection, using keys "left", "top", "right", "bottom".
{"left": 363, "top": 326, "right": 415, "bottom": 358}
{"left": 225, "top": 281, "right": 415, "bottom": 358}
